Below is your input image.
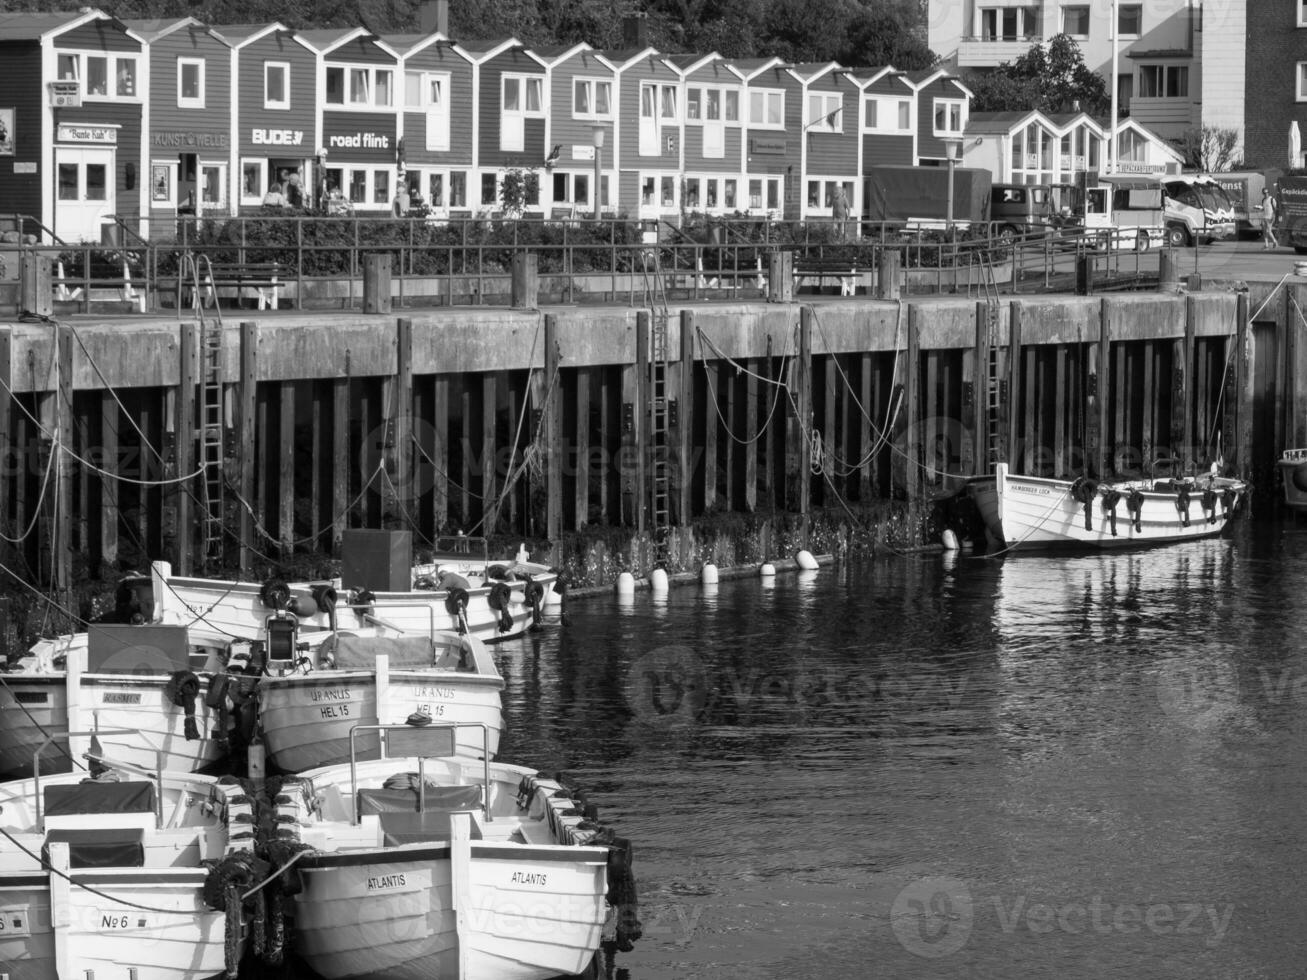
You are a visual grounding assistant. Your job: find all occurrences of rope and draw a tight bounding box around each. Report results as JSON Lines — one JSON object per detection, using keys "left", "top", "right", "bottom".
{"left": 696, "top": 325, "right": 794, "bottom": 448}
{"left": 0, "top": 824, "right": 207, "bottom": 915}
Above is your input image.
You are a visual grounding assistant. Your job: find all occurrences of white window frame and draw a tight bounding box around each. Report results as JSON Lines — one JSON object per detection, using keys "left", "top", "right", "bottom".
{"left": 932, "top": 97, "right": 966, "bottom": 137}
{"left": 56, "top": 50, "right": 139, "bottom": 101}
{"left": 405, "top": 71, "right": 451, "bottom": 151}
{"left": 685, "top": 85, "right": 741, "bottom": 126}
{"left": 240, "top": 159, "right": 269, "bottom": 206}
{"left": 1299, "top": 1, "right": 1307, "bottom": 27}
{"left": 178, "top": 57, "right": 205, "bottom": 109}
{"left": 326, "top": 64, "right": 394, "bottom": 109}
{"left": 1138, "top": 63, "right": 1189, "bottom": 99}
{"left": 864, "top": 96, "right": 913, "bottom": 134}
{"left": 503, "top": 73, "right": 546, "bottom": 117}
{"left": 978, "top": 6, "right": 1039, "bottom": 41}
{"left": 264, "top": 62, "right": 290, "bottom": 110}
{"left": 1116, "top": 3, "right": 1143, "bottom": 38}
{"left": 807, "top": 92, "right": 843, "bottom": 134}
{"left": 114, "top": 56, "right": 138, "bottom": 98}
{"left": 747, "top": 89, "right": 784, "bottom": 129}
{"left": 1061, "top": 4, "right": 1090, "bottom": 39}
{"left": 199, "top": 162, "right": 227, "bottom": 209}
{"left": 572, "top": 78, "right": 613, "bottom": 120}
{"left": 1298, "top": 62, "right": 1307, "bottom": 100}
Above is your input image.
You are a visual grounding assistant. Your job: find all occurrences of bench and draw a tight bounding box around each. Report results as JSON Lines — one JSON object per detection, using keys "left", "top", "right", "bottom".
{"left": 794, "top": 256, "right": 863, "bottom": 296}
{"left": 188, "top": 261, "right": 285, "bottom": 310}
{"left": 55, "top": 252, "right": 147, "bottom": 312}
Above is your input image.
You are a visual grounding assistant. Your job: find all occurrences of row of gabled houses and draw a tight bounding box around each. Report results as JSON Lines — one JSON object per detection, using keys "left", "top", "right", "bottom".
{"left": 0, "top": 4, "right": 1187, "bottom": 245}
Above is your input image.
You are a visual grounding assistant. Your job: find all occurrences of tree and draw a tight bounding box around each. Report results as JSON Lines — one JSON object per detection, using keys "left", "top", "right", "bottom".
{"left": 964, "top": 33, "right": 1109, "bottom": 116}
{"left": 1180, "top": 126, "right": 1241, "bottom": 172}
{"left": 839, "top": 7, "right": 937, "bottom": 70}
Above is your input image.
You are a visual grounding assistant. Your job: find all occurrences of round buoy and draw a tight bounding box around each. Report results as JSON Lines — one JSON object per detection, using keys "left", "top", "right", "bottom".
{"left": 759, "top": 562, "right": 776, "bottom": 577}
{"left": 616, "top": 572, "right": 636, "bottom": 596}
{"left": 701, "top": 562, "right": 719, "bottom": 585}
{"left": 796, "top": 550, "right": 819, "bottom": 570}
{"left": 942, "top": 529, "right": 959, "bottom": 552}
{"left": 650, "top": 568, "right": 669, "bottom": 593}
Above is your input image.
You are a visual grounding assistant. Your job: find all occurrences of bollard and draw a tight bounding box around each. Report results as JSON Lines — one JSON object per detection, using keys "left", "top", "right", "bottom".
{"left": 767, "top": 251, "right": 793, "bottom": 302}
{"left": 1074, "top": 254, "right": 1094, "bottom": 296}
{"left": 511, "top": 252, "right": 538, "bottom": 308}
{"left": 876, "top": 248, "right": 901, "bottom": 300}
{"left": 1158, "top": 247, "right": 1179, "bottom": 289}
{"left": 363, "top": 252, "right": 393, "bottom": 313}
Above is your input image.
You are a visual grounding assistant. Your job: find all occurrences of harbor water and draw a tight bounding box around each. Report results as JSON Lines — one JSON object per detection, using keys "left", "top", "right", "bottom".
{"left": 492, "top": 521, "right": 1307, "bottom": 979}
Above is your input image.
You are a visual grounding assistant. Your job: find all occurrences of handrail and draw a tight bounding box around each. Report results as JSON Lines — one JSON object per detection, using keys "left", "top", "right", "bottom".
{"left": 1, "top": 212, "right": 67, "bottom": 247}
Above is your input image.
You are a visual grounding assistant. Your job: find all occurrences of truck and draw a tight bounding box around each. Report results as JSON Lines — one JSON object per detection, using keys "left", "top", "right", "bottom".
{"left": 1210, "top": 170, "right": 1270, "bottom": 237}
{"left": 1081, "top": 175, "right": 1165, "bottom": 250}
{"left": 862, "top": 165, "right": 992, "bottom": 230}
{"left": 1161, "top": 175, "right": 1237, "bottom": 246}
{"left": 1275, "top": 174, "right": 1307, "bottom": 252}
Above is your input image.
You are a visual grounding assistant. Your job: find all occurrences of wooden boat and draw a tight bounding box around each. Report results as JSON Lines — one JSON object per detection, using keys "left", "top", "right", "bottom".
{"left": 0, "top": 739, "right": 262, "bottom": 980}
{"left": 270, "top": 724, "right": 641, "bottom": 980}
{"left": 1277, "top": 447, "right": 1307, "bottom": 510}
{"left": 256, "top": 632, "right": 504, "bottom": 774}
{"left": 146, "top": 536, "right": 561, "bottom": 645}
{"left": 968, "top": 461, "right": 1246, "bottom": 551}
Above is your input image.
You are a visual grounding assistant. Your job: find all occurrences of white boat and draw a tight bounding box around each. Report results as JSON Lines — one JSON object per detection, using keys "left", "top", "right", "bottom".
{"left": 270, "top": 724, "right": 641, "bottom": 980}
{"left": 1277, "top": 447, "right": 1307, "bottom": 510}
{"left": 0, "top": 738, "right": 261, "bottom": 980}
{"left": 256, "top": 632, "right": 504, "bottom": 773}
{"left": 146, "top": 536, "right": 562, "bottom": 645}
{"left": 969, "top": 461, "right": 1246, "bottom": 551}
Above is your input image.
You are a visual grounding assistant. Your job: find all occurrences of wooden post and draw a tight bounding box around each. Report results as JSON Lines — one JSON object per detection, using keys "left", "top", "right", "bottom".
{"left": 745, "top": 357, "right": 758, "bottom": 511}
{"left": 0, "top": 329, "right": 11, "bottom": 568}
{"left": 174, "top": 323, "right": 197, "bottom": 574}
{"left": 678, "top": 310, "right": 694, "bottom": 524}
{"left": 823, "top": 356, "right": 837, "bottom": 498}
{"left": 903, "top": 304, "right": 920, "bottom": 503}
{"left": 635, "top": 311, "right": 650, "bottom": 533}
{"left": 1021, "top": 347, "right": 1036, "bottom": 475}
{"left": 1006, "top": 301, "right": 1022, "bottom": 473}
{"left": 1291, "top": 285, "right": 1307, "bottom": 450}
{"left": 703, "top": 358, "right": 718, "bottom": 512}
{"left": 390, "top": 317, "right": 414, "bottom": 526}
{"left": 1235, "top": 290, "right": 1252, "bottom": 479}
{"left": 480, "top": 370, "right": 497, "bottom": 534}
{"left": 724, "top": 360, "right": 738, "bottom": 507}
{"left": 859, "top": 352, "right": 874, "bottom": 496}
{"left": 797, "top": 306, "right": 812, "bottom": 515}
{"left": 311, "top": 382, "right": 326, "bottom": 550}
{"left": 1054, "top": 346, "right": 1067, "bottom": 478}
{"left": 40, "top": 325, "right": 73, "bottom": 591}
{"left": 544, "top": 314, "right": 563, "bottom": 542}
{"left": 575, "top": 368, "right": 589, "bottom": 528}
{"left": 1095, "top": 299, "right": 1112, "bottom": 480}
{"left": 1141, "top": 342, "right": 1156, "bottom": 473}
{"left": 278, "top": 381, "right": 295, "bottom": 554}
{"left": 99, "top": 392, "right": 118, "bottom": 566}
{"left": 432, "top": 374, "right": 449, "bottom": 534}
{"left": 238, "top": 322, "right": 258, "bottom": 573}
{"left": 331, "top": 365, "right": 350, "bottom": 550}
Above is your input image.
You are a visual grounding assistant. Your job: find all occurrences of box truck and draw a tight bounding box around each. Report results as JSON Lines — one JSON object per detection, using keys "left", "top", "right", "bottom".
{"left": 1211, "top": 171, "right": 1270, "bottom": 237}
{"left": 863, "top": 165, "right": 992, "bottom": 230}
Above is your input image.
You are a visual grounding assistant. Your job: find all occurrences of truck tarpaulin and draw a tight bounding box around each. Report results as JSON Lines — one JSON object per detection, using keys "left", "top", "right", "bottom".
{"left": 863, "top": 165, "right": 992, "bottom": 224}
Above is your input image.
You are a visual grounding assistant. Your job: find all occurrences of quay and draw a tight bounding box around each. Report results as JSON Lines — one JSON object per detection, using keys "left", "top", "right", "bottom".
{"left": 1, "top": 242, "right": 1302, "bottom": 593}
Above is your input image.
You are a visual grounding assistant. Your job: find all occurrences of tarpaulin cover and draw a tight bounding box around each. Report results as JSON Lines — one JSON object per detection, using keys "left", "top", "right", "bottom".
{"left": 331, "top": 635, "right": 436, "bottom": 670}
{"left": 863, "top": 165, "right": 992, "bottom": 223}
{"left": 44, "top": 780, "right": 156, "bottom": 815}
{"left": 43, "top": 828, "right": 145, "bottom": 868}
{"left": 357, "top": 782, "right": 481, "bottom": 815}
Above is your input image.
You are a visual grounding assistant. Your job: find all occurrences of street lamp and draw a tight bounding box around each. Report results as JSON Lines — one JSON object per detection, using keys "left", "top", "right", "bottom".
{"left": 944, "top": 138, "right": 962, "bottom": 233}
{"left": 592, "top": 126, "right": 604, "bottom": 220}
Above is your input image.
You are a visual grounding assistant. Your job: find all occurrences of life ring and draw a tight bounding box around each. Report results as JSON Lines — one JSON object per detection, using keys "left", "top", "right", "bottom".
{"left": 260, "top": 578, "right": 291, "bottom": 610}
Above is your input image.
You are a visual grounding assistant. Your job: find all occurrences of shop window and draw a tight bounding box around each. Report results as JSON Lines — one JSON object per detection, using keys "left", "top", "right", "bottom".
{"left": 450, "top": 171, "right": 467, "bottom": 208}
{"left": 724, "top": 179, "right": 737, "bottom": 209}
{"left": 201, "top": 165, "right": 225, "bottom": 207}
{"left": 374, "top": 171, "right": 390, "bottom": 206}
{"left": 349, "top": 170, "right": 367, "bottom": 204}
{"left": 430, "top": 173, "right": 444, "bottom": 207}
{"left": 481, "top": 172, "right": 497, "bottom": 207}
{"left": 661, "top": 176, "right": 676, "bottom": 207}
{"left": 642, "top": 176, "right": 655, "bottom": 206}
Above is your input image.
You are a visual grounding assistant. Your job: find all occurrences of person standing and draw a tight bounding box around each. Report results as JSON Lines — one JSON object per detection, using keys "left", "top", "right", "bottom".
{"left": 1262, "top": 188, "right": 1279, "bottom": 249}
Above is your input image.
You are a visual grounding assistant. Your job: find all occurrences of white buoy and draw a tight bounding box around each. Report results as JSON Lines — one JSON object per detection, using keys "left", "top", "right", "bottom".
{"left": 701, "top": 562, "right": 719, "bottom": 585}
{"left": 760, "top": 562, "right": 776, "bottom": 577}
{"left": 942, "top": 529, "right": 959, "bottom": 552}
{"left": 543, "top": 583, "right": 563, "bottom": 608}
{"left": 796, "top": 550, "right": 818, "bottom": 570}
{"left": 650, "top": 568, "right": 669, "bottom": 593}
{"left": 616, "top": 572, "right": 636, "bottom": 596}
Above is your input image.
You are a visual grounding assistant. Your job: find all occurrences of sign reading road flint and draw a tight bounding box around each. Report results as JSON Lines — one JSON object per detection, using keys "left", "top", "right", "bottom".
{"left": 750, "top": 136, "right": 786, "bottom": 155}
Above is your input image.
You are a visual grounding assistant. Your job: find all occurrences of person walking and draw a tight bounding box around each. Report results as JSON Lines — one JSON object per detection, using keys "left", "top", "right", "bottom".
{"left": 1262, "top": 188, "right": 1279, "bottom": 249}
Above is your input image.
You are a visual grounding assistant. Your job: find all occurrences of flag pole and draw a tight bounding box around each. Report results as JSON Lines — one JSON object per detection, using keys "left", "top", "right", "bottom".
{"left": 1108, "top": 0, "right": 1119, "bottom": 175}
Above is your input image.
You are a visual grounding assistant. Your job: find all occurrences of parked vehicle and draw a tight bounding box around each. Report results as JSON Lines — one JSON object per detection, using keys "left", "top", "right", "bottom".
{"left": 1275, "top": 174, "right": 1307, "bottom": 253}
{"left": 1080, "top": 175, "right": 1165, "bottom": 250}
{"left": 1161, "top": 175, "right": 1236, "bottom": 246}
{"left": 863, "top": 164, "right": 992, "bottom": 230}
{"left": 991, "top": 183, "right": 1056, "bottom": 237}
{"left": 1211, "top": 171, "right": 1269, "bottom": 237}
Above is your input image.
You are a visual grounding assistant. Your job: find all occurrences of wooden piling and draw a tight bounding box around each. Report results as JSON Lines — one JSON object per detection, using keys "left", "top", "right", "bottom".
{"left": 678, "top": 310, "right": 694, "bottom": 524}
{"left": 1291, "top": 285, "right": 1307, "bottom": 450}
{"left": 481, "top": 369, "right": 498, "bottom": 534}
{"left": 1235, "top": 291, "right": 1252, "bottom": 479}
{"left": 431, "top": 374, "right": 449, "bottom": 534}
{"left": 544, "top": 314, "right": 562, "bottom": 542}
{"left": 391, "top": 318, "right": 414, "bottom": 526}
{"left": 174, "top": 323, "right": 197, "bottom": 574}
{"left": 1095, "top": 299, "right": 1111, "bottom": 479}
{"left": 331, "top": 367, "right": 350, "bottom": 549}
{"left": 902, "top": 304, "right": 920, "bottom": 502}
{"left": 99, "top": 391, "right": 119, "bottom": 567}
{"left": 1006, "top": 302, "right": 1022, "bottom": 473}
{"left": 278, "top": 381, "right": 294, "bottom": 553}
{"left": 574, "top": 367, "right": 590, "bottom": 528}
{"left": 238, "top": 322, "right": 257, "bottom": 573}
{"left": 797, "top": 306, "right": 812, "bottom": 515}
{"left": 635, "top": 311, "right": 649, "bottom": 533}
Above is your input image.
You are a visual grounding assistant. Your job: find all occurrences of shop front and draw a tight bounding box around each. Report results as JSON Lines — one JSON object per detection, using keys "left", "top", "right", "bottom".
{"left": 321, "top": 113, "right": 399, "bottom": 213}
{"left": 54, "top": 122, "right": 118, "bottom": 243}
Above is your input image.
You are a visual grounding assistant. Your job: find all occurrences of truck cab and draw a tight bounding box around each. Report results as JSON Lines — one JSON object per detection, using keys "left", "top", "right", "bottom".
{"left": 1162, "top": 176, "right": 1236, "bottom": 246}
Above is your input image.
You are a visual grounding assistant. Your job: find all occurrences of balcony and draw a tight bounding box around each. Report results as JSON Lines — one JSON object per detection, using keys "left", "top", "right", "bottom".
{"left": 957, "top": 36, "right": 1040, "bottom": 68}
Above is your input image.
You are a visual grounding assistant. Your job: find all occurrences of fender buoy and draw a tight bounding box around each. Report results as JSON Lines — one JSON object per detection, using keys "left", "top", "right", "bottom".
{"left": 445, "top": 587, "right": 470, "bottom": 634}
{"left": 289, "top": 595, "right": 319, "bottom": 618}
{"left": 1201, "top": 485, "right": 1217, "bottom": 525}
{"left": 1175, "top": 484, "right": 1191, "bottom": 527}
{"left": 487, "top": 581, "right": 513, "bottom": 632}
{"left": 1291, "top": 462, "right": 1307, "bottom": 494}
{"left": 524, "top": 577, "right": 545, "bottom": 629}
{"left": 1126, "top": 489, "right": 1145, "bottom": 532}
{"left": 1070, "top": 477, "right": 1098, "bottom": 531}
{"left": 259, "top": 579, "right": 291, "bottom": 610}
{"left": 310, "top": 584, "right": 337, "bottom": 614}
{"left": 165, "top": 669, "right": 202, "bottom": 741}
{"left": 1100, "top": 488, "right": 1122, "bottom": 537}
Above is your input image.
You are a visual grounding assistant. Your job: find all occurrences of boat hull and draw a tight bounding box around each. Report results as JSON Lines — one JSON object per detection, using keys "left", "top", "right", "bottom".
{"left": 970, "top": 462, "right": 1244, "bottom": 550}
{"left": 258, "top": 671, "right": 503, "bottom": 773}
{"left": 0, "top": 674, "right": 227, "bottom": 779}
{"left": 291, "top": 841, "right": 605, "bottom": 980}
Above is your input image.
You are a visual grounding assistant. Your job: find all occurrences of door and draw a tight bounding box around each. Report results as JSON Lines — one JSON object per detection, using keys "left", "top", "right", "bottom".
{"left": 55, "top": 146, "right": 114, "bottom": 243}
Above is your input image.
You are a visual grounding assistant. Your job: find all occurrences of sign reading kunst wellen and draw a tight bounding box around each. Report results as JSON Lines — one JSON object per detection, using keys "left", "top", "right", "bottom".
{"left": 153, "top": 131, "right": 229, "bottom": 149}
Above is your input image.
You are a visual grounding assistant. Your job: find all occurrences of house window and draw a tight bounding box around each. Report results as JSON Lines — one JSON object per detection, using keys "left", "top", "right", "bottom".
{"left": 661, "top": 85, "right": 678, "bottom": 121}
{"left": 865, "top": 96, "right": 912, "bottom": 133}
{"left": 748, "top": 89, "right": 784, "bottom": 127}
{"left": 201, "top": 165, "right": 226, "bottom": 207}
{"left": 481, "top": 172, "right": 497, "bottom": 207}
{"left": 374, "top": 171, "right": 390, "bottom": 206}
{"left": 241, "top": 160, "right": 268, "bottom": 204}
{"left": 450, "top": 171, "right": 467, "bottom": 207}
{"left": 178, "top": 58, "right": 205, "bottom": 108}
{"left": 1138, "top": 64, "right": 1188, "bottom": 99}
{"left": 86, "top": 56, "right": 108, "bottom": 96}
{"left": 1298, "top": 62, "right": 1307, "bottom": 100}
{"left": 933, "top": 98, "right": 966, "bottom": 136}
{"left": 1299, "top": 0, "right": 1307, "bottom": 27}
{"left": 327, "top": 65, "right": 394, "bottom": 107}
{"left": 1117, "top": 4, "right": 1142, "bottom": 37}
{"left": 686, "top": 85, "right": 739, "bottom": 124}
{"left": 504, "top": 75, "right": 544, "bottom": 114}
{"left": 265, "top": 62, "right": 289, "bottom": 110}
{"left": 57, "top": 54, "right": 78, "bottom": 82}
{"left": 574, "top": 78, "right": 612, "bottom": 119}
{"left": 807, "top": 92, "right": 842, "bottom": 133}
{"left": 687, "top": 88, "right": 701, "bottom": 121}
{"left": 115, "top": 58, "right": 136, "bottom": 97}
{"left": 979, "top": 6, "right": 1039, "bottom": 40}
{"left": 1062, "top": 5, "right": 1090, "bottom": 38}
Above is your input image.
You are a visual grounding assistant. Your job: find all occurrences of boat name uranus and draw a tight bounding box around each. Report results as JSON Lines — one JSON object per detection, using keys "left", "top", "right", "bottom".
{"left": 309, "top": 687, "right": 353, "bottom": 702}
